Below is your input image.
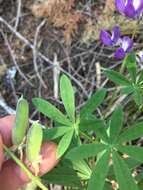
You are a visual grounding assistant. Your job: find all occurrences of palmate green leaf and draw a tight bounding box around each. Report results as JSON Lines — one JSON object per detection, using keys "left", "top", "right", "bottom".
{"left": 120, "top": 85, "right": 134, "bottom": 95}
{"left": 117, "top": 121, "right": 143, "bottom": 143}
{"left": 87, "top": 150, "right": 110, "bottom": 190}
{"left": 123, "top": 52, "right": 137, "bottom": 83}
{"left": 112, "top": 151, "right": 139, "bottom": 190}
{"left": 104, "top": 69, "right": 131, "bottom": 86}
{"left": 60, "top": 75, "right": 75, "bottom": 122}
{"left": 117, "top": 145, "right": 143, "bottom": 163}
{"left": 79, "top": 117, "right": 109, "bottom": 143}
{"left": 42, "top": 159, "right": 81, "bottom": 187}
{"left": 133, "top": 88, "right": 142, "bottom": 106}
{"left": 79, "top": 116, "right": 104, "bottom": 132}
{"left": 125, "top": 157, "right": 141, "bottom": 170}
{"left": 103, "top": 183, "right": 113, "bottom": 190}
{"left": 80, "top": 117, "right": 104, "bottom": 130}
{"left": 137, "top": 70, "right": 143, "bottom": 84}
{"left": 109, "top": 106, "right": 123, "bottom": 143}
{"left": 65, "top": 143, "right": 108, "bottom": 160}
{"left": 80, "top": 88, "right": 106, "bottom": 118}
{"left": 72, "top": 160, "right": 91, "bottom": 180}
{"left": 108, "top": 157, "right": 141, "bottom": 179}
{"left": 43, "top": 127, "right": 72, "bottom": 141}
{"left": 32, "top": 98, "right": 72, "bottom": 126}
{"left": 57, "top": 129, "right": 74, "bottom": 159}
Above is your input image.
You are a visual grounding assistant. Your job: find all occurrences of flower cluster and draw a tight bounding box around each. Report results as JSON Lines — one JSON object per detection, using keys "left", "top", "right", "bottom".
{"left": 100, "top": 26, "right": 133, "bottom": 60}
{"left": 100, "top": 0, "right": 143, "bottom": 60}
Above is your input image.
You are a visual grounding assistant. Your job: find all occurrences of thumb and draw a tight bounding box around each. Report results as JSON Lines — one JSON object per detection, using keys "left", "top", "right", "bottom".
{"left": 0, "top": 141, "right": 58, "bottom": 190}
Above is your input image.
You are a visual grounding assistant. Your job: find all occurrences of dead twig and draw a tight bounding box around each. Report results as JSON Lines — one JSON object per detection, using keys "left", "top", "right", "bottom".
{"left": 53, "top": 54, "right": 60, "bottom": 100}
{"left": 33, "top": 19, "right": 47, "bottom": 89}
{"left": 0, "top": 94, "right": 16, "bottom": 115}
{"left": 14, "top": 0, "right": 22, "bottom": 30}
{"left": 0, "top": 31, "right": 34, "bottom": 87}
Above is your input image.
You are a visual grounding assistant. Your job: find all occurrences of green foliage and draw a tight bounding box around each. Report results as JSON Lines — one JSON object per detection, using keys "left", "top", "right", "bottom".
{"left": 104, "top": 53, "right": 143, "bottom": 105}
{"left": 65, "top": 143, "right": 108, "bottom": 160}
{"left": 42, "top": 160, "right": 82, "bottom": 188}
{"left": 66, "top": 105, "right": 143, "bottom": 189}
{"left": 33, "top": 75, "right": 107, "bottom": 159}
{"left": 80, "top": 88, "right": 106, "bottom": 118}
{"left": 57, "top": 129, "right": 74, "bottom": 159}
{"left": 60, "top": 75, "right": 75, "bottom": 122}
{"left": 43, "top": 127, "right": 72, "bottom": 140}
{"left": 5, "top": 59, "right": 143, "bottom": 190}
{"left": 112, "top": 151, "right": 139, "bottom": 190}
{"left": 117, "top": 121, "right": 143, "bottom": 143}
{"left": 32, "top": 73, "right": 143, "bottom": 189}
{"left": 117, "top": 145, "right": 143, "bottom": 163}
{"left": 32, "top": 98, "right": 72, "bottom": 126}
{"left": 79, "top": 117, "right": 109, "bottom": 142}
{"left": 109, "top": 106, "right": 123, "bottom": 143}
{"left": 104, "top": 69, "right": 131, "bottom": 86}
{"left": 123, "top": 52, "right": 137, "bottom": 83}
{"left": 87, "top": 150, "right": 110, "bottom": 190}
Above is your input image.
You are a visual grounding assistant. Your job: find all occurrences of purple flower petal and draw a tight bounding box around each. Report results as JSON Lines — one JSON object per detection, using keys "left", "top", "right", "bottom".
{"left": 111, "top": 26, "right": 121, "bottom": 44}
{"left": 115, "top": 0, "right": 125, "bottom": 14}
{"left": 114, "top": 48, "right": 126, "bottom": 60}
{"left": 116, "top": 0, "right": 143, "bottom": 18}
{"left": 121, "top": 36, "right": 133, "bottom": 52}
{"left": 133, "top": 0, "right": 143, "bottom": 12}
{"left": 124, "top": 0, "right": 136, "bottom": 18}
{"left": 100, "top": 30, "right": 113, "bottom": 46}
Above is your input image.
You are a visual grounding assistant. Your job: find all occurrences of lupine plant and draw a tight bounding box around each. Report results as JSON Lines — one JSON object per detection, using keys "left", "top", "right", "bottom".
{"left": 4, "top": 1, "right": 143, "bottom": 190}
{"left": 33, "top": 74, "right": 143, "bottom": 190}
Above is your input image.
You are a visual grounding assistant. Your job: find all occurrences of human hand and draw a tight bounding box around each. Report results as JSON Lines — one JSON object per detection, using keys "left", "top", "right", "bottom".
{"left": 0, "top": 115, "right": 58, "bottom": 190}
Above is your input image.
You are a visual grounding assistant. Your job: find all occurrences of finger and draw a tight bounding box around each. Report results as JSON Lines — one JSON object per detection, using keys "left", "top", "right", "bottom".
{"left": 0, "top": 142, "right": 58, "bottom": 190}
{"left": 20, "top": 142, "right": 59, "bottom": 182}
{"left": 0, "top": 134, "right": 4, "bottom": 170}
{"left": 0, "top": 115, "right": 15, "bottom": 147}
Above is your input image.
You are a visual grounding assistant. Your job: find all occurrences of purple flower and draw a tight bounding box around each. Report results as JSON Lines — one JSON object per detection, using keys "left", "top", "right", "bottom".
{"left": 100, "top": 26, "right": 133, "bottom": 60}
{"left": 115, "top": 36, "right": 133, "bottom": 60}
{"left": 100, "top": 26, "right": 121, "bottom": 46}
{"left": 115, "top": 0, "right": 143, "bottom": 18}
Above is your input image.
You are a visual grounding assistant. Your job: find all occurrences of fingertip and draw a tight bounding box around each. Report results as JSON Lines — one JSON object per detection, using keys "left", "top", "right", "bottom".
{"left": 39, "top": 141, "right": 59, "bottom": 175}
{"left": 15, "top": 142, "right": 59, "bottom": 183}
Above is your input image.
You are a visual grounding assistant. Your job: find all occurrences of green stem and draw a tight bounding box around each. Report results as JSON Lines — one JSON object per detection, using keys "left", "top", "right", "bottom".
{"left": 3, "top": 145, "right": 48, "bottom": 190}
